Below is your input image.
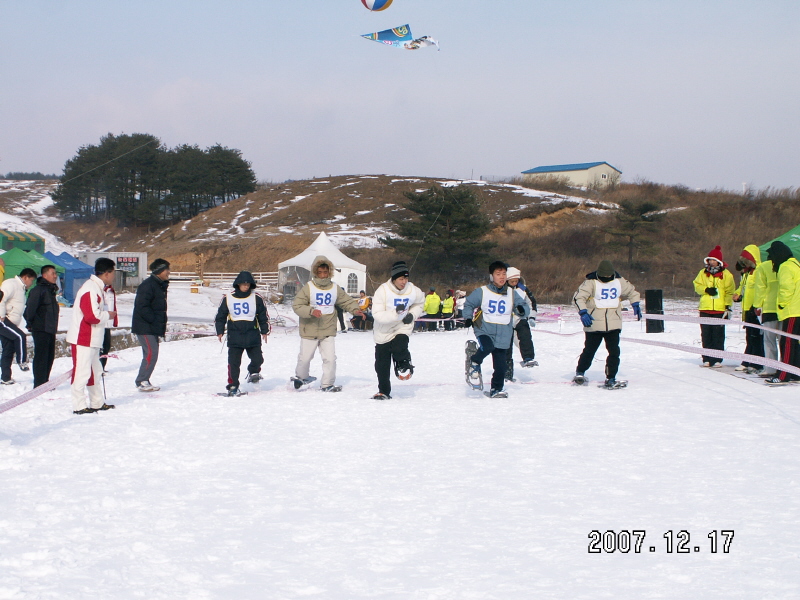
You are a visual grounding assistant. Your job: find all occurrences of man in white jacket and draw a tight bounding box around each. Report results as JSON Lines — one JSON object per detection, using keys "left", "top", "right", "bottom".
{"left": 66, "top": 258, "right": 118, "bottom": 414}
{"left": 370, "top": 261, "right": 425, "bottom": 400}
{"left": 0, "top": 268, "right": 36, "bottom": 384}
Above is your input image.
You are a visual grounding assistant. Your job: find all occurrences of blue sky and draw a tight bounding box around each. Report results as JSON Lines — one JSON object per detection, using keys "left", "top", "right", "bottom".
{"left": 2, "top": 0, "right": 798, "bottom": 190}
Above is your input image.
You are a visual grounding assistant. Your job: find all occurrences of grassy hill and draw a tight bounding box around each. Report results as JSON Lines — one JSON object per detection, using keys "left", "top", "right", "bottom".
{"left": 2, "top": 176, "right": 798, "bottom": 303}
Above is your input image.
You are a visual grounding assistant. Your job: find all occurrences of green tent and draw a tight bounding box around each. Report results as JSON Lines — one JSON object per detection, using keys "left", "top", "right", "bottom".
{"left": 1, "top": 247, "right": 66, "bottom": 280}
{"left": 760, "top": 224, "right": 800, "bottom": 260}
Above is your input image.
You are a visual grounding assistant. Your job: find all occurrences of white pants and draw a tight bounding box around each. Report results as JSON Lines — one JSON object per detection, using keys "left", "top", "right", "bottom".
{"left": 71, "top": 344, "right": 104, "bottom": 411}
{"left": 762, "top": 318, "right": 780, "bottom": 374}
{"left": 295, "top": 336, "right": 336, "bottom": 386}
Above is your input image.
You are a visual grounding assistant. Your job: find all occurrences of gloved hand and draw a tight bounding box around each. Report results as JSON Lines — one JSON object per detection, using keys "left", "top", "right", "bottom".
{"left": 705, "top": 287, "right": 718, "bottom": 296}
{"left": 395, "top": 304, "right": 405, "bottom": 313}
{"left": 515, "top": 304, "right": 526, "bottom": 316}
{"left": 402, "top": 313, "right": 414, "bottom": 325}
{"left": 579, "top": 309, "right": 593, "bottom": 327}
{"left": 632, "top": 302, "right": 642, "bottom": 321}
{"left": 528, "top": 312, "right": 537, "bottom": 328}
{"left": 463, "top": 318, "right": 473, "bottom": 328}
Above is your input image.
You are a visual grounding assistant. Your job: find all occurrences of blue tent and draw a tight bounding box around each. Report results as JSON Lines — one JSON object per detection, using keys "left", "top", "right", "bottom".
{"left": 44, "top": 251, "right": 94, "bottom": 304}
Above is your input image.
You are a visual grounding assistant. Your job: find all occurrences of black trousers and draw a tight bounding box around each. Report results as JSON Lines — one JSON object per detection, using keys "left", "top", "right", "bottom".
{"left": 227, "top": 346, "right": 264, "bottom": 388}
{"left": 32, "top": 331, "right": 56, "bottom": 388}
{"left": 0, "top": 318, "right": 27, "bottom": 381}
{"left": 699, "top": 311, "right": 725, "bottom": 365}
{"left": 513, "top": 319, "right": 535, "bottom": 361}
{"left": 776, "top": 317, "right": 800, "bottom": 382}
{"left": 442, "top": 312, "right": 454, "bottom": 331}
{"left": 741, "top": 308, "right": 765, "bottom": 368}
{"left": 100, "top": 329, "right": 111, "bottom": 369}
{"left": 336, "top": 306, "right": 346, "bottom": 332}
{"left": 472, "top": 334, "right": 508, "bottom": 392}
{"left": 375, "top": 334, "right": 411, "bottom": 396}
{"left": 576, "top": 330, "right": 621, "bottom": 379}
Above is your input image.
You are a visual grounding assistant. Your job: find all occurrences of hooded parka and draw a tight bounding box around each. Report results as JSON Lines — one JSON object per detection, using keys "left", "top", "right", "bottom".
{"left": 573, "top": 270, "right": 640, "bottom": 332}
{"left": 215, "top": 271, "right": 270, "bottom": 348}
{"left": 734, "top": 244, "right": 762, "bottom": 311}
{"left": 292, "top": 255, "right": 361, "bottom": 339}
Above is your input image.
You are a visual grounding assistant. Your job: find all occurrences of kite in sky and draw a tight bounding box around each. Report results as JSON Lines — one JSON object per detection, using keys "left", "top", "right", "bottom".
{"left": 361, "top": 0, "right": 393, "bottom": 11}
{"left": 361, "top": 24, "right": 440, "bottom": 50}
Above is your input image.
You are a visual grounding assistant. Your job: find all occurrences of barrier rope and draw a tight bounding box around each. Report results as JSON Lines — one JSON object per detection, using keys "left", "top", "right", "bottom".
{"left": 0, "top": 370, "right": 73, "bottom": 415}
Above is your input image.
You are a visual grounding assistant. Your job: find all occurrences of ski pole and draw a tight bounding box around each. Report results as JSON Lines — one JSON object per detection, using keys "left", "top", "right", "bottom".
{"left": 101, "top": 369, "right": 107, "bottom": 402}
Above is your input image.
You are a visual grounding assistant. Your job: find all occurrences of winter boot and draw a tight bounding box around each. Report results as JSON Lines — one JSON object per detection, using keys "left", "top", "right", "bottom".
{"left": 520, "top": 359, "right": 539, "bottom": 368}
{"left": 372, "top": 392, "right": 392, "bottom": 400}
{"left": 486, "top": 389, "right": 508, "bottom": 398}
{"left": 320, "top": 385, "right": 343, "bottom": 393}
{"left": 572, "top": 372, "right": 587, "bottom": 385}
{"left": 247, "top": 372, "right": 263, "bottom": 384}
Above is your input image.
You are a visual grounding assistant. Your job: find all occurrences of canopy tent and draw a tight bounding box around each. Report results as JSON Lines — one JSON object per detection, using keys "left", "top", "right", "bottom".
{"left": 2, "top": 248, "right": 65, "bottom": 280}
{"left": 760, "top": 224, "right": 800, "bottom": 260}
{"left": 44, "top": 251, "right": 94, "bottom": 304}
{"left": 278, "top": 232, "right": 367, "bottom": 300}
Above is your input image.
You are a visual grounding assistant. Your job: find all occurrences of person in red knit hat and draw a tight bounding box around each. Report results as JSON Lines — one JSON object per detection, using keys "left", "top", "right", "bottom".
{"left": 693, "top": 245, "right": 736, "bottom": 367}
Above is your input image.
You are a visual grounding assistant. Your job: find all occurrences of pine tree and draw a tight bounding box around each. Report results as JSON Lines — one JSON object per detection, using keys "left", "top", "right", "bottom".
{"left": 603, "top": 200, "right": 663, "bottom": 267}
{"left": 380, "top": 185, "right": 496, "bottom": 272}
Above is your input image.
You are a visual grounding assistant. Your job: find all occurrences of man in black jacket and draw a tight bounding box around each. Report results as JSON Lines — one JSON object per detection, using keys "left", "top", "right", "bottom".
{"left": 215, "top": 271, "right": 270, "bottom": 396}
{"left": 131, "top": 258, "right": 170, "bottom": 392}
{"left": 24, "top": 265, "right": 60, "bottom": 387}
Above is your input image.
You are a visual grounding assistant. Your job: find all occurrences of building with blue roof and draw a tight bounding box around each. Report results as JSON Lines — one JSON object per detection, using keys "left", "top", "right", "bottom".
{"left": 521, "top": 162, "right": 621, "bottom": 188}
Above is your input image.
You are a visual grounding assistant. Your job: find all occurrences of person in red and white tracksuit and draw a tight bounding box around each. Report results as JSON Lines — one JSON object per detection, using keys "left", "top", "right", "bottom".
{"left": 66, "top": 259, "right": 118, "bottom": 414}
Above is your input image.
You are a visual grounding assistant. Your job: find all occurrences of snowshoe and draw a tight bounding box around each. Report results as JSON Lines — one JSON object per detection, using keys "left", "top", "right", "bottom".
{"left": 290, "top": 376, "right": 316, "bottom": 390}
{"left": 394, "top": 360, "right": 414, "bottom": 381}
{"left": 320, "top": 385, "right": 342, "bottom": 393}
{"left": 485, "top": 389, "right": 508, "bottom": 399}
{"left": 73, "top": 407, "right": 97, "bottom": 415}
{"left": 572, "top": 373, "right": 588, "bottom": 386}
{"left": 599, "top": 379, "right": 628, "bottom": 390}
{"left": 764, "top": 377, "right": 795, "bottom": 386}
{"left": 247, "top": 373, "right": 263, "bottom": 384}
{"left": 465, "top": 340, "right": 483, "bottom": 390}
{"left": 520, "top": 359, "right": 539, "bottom": 368}
{"left": 372, "top": 392, "right": 392, "bottom": 400}
{"left": 219, "top": 387, "right": 247, "bottom": 397}
{"left": 96, "top": 403, "right": 115, "bottom": 411}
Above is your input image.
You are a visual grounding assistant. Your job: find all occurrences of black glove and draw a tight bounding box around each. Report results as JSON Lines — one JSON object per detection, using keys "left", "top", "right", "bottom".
{"left": 395, "top": 304, "right": 405, "bottom": 313}
{"left": 515, "top": 304, "right": 526, "bottom": 316}
{"left": 463, "top": 318, "right": 473, "bottom": 328}
{"left": 402, "top": 313, "right": 414, "bottom": 324}
{"left": 705, "top": 287, "right": 718, "bottom": 296}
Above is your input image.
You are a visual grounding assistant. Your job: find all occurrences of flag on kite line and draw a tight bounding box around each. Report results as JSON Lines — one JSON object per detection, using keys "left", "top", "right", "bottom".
{"left": 361, "top": 24, "right": 439, "bottom": 50}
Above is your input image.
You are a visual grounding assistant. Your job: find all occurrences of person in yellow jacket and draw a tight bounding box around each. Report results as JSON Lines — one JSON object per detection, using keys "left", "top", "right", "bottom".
{"left": 693, "top": 245, "right": 735, "bottom": 367}
{"left": 423, "top": 287, "right": 441, "bottom": 332}
{"left": 754, "top": 247, "right": 781, "bottom": 376}
{"left": 732, "top": 244, "right": 765, "bottom": 373}
{"left": 441, "top": 290, "right": 455, "bottom": 331}
{"left": 764, "top": 241, "right": 800, "bottom": 385}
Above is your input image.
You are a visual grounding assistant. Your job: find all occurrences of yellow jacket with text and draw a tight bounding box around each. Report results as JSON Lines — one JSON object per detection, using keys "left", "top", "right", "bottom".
{"left": 777, "top": 257, "right": 800, "bottom": 321}
{"left": 424, "top": 292, "right": 441, "bottom": 315}
{"left": 693, "top": 268, "right": 735, "bottom": 312}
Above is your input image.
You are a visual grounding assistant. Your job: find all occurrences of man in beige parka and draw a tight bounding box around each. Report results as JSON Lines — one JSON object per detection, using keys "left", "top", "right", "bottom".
{"left": 573, "top": 259, "right": 641, "bottom": 388}
{"left": 291, "top": 255, "right": 363, "bottom": 392}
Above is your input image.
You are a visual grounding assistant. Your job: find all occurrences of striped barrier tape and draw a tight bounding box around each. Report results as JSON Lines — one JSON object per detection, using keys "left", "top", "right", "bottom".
{"left": 533, "top": 318, "right": 800, "bottom": 377}
{"left": 642, "top": 313, "right": 800, "bottom": 342}
{"left": 0, "top": 370, "right": 73, "bottom": 415}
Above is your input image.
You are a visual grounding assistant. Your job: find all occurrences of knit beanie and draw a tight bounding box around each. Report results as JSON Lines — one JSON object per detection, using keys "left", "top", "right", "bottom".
{"left": 506, "top": 267, "right": 521, "bottom": 280}
{"left": 704, "top": 246, "right": 724, "bottom": 265}
{"left": 150, "top": 258, "right": 170, "bottom": 275}
{"left": 597, "top": 260, "right": 615, "bottom": 278}
{"left": 390, "top": 261, "right": 409, "bottom": 281}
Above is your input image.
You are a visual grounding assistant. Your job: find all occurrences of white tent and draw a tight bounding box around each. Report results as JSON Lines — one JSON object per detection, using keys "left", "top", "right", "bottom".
{"left": 277, "top": 232, "right": 367, "bottom": 299}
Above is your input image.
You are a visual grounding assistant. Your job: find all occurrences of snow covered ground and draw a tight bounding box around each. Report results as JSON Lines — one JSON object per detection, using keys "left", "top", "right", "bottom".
{"left": 2, "top": 290, "right": 800, "bottom": 599}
